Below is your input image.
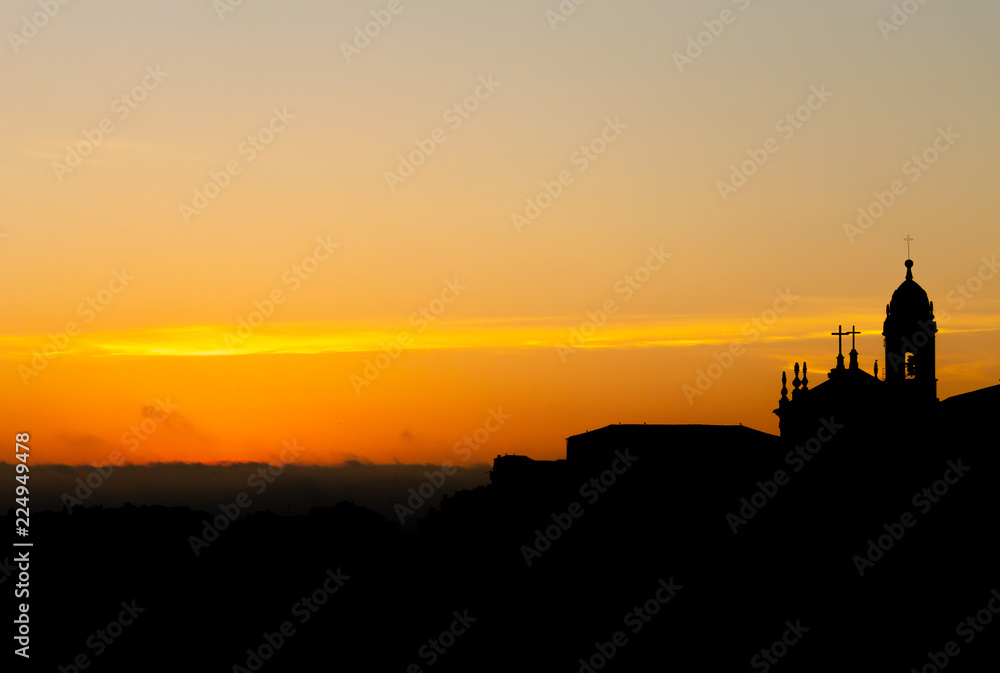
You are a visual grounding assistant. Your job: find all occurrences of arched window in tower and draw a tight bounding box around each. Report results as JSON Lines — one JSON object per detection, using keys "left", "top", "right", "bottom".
{"left": 905, "top": 352, "right": 917, "bottom": 379}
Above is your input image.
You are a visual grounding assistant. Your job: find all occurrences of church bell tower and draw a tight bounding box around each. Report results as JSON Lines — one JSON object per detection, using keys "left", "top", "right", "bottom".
{"left": 882, "top": 255, "right": 937, "bottom": 403}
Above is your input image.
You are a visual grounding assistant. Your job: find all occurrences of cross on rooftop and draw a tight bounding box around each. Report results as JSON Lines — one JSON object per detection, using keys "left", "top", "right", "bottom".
{"left": 832, "top": 324, "right": 850, "bottom": 357}
{"left": 904, "top": 234, "right": 914, "bottom": 258}
{"left": 848, "top": 325, "right": 860, "bottom": 350}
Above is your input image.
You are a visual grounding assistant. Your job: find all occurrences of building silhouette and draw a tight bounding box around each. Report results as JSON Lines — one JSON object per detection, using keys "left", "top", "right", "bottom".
{"left": 492, "top": 254, "right": 998, "bottom": 485}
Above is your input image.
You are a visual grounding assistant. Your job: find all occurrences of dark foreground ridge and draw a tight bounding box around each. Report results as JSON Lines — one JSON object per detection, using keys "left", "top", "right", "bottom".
{"left": 6, "top": 418, "right": 998, "bottom": 672}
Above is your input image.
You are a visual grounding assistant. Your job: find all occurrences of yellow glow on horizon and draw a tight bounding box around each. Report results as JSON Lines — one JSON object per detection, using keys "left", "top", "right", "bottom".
{"left": 4, "top": 308, "right": 999, "bottom": 360}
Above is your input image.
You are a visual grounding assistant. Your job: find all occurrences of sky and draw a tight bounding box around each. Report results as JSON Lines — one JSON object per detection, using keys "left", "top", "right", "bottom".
{"left": 2, "top": 0, "right": 999, "bottom": 466}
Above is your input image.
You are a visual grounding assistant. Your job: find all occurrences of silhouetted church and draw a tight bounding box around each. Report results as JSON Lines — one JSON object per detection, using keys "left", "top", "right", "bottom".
{"left": 775, "top": 256, "right": 997, "bottom": 445}
{"left": 492, "top": 253, "right": 999, "bottom": 483}
{"left": 475, "top": 252, "right": 999, "bottom": 669}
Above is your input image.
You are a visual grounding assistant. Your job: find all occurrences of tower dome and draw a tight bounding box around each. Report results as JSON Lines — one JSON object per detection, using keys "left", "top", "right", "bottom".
{"left": 887, "top": 259, "right": 931, "bottom": 320}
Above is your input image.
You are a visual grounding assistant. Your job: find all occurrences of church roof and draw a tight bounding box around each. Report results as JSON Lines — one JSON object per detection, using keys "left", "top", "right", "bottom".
{"left": 566, "top": 423, "right": 777, "bottom": 443}
{"left": 565, "top": 424, "right": 781, "bottom": 467}
{"left": 941, "top": 383, "right": 1000, "bottom": 405}
{"left": 804, "top": 364, "right": 882, "bottom": 399}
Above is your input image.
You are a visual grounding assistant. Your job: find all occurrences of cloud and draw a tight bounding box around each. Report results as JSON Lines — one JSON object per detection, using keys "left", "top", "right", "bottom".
{"left": 1, "top": 461, "right": 491, "bottom": 526}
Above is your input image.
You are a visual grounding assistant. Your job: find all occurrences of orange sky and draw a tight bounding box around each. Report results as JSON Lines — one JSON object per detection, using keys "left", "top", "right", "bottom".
{"left": 2, "top": 0, "right": 999, "bottom": 465}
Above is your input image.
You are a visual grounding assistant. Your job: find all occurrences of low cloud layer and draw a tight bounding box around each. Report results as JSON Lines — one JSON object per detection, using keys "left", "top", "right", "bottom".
{"left": 4, "top": 461, "right": 491, "bottom": 527}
